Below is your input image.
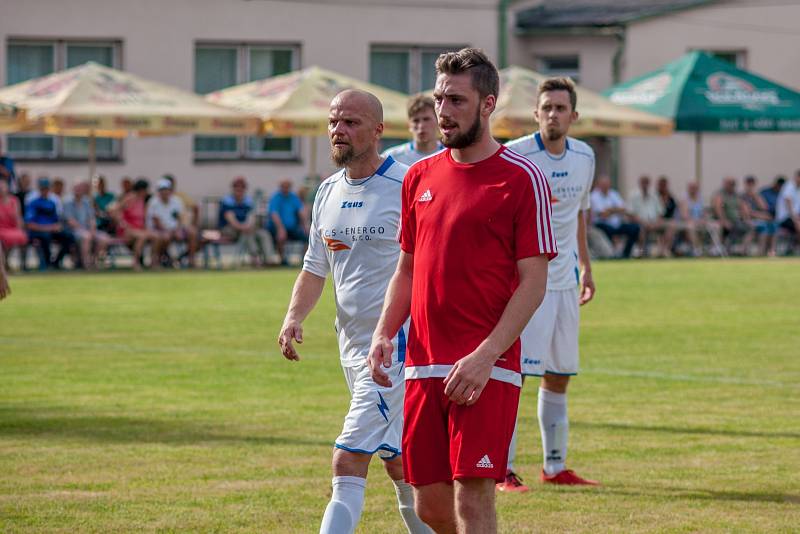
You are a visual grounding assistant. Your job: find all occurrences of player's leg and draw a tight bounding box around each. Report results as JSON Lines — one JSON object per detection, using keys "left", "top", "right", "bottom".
{"left": 319, "top": 448, "right": 371, "bottom": 534}
{"left": 499, "top": 294, "right": 555, "bottom": 492}
{"left": 539, "top": 290, "right": 598, "bottom": 485}
{"left": 382, "top": 458, "right": 434, "bottom": 534}
{"left": 454, "top": 478, "right": 496, "bottom": 533}
{"left": 414, "top": 482, "right": 456, "bottom": 534}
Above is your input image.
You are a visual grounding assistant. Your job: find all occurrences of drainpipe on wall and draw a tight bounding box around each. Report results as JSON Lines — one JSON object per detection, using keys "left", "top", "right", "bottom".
{"left": 498, "top": 0, "right": 519, "bottom": 68}
{"left": 610, "top": 27, "right": 626, "bottom": 190}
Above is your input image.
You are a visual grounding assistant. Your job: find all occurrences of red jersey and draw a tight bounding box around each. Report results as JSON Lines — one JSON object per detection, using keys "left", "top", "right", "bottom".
{"left": 400, "top": 146, "right": 556, "bottom": 377}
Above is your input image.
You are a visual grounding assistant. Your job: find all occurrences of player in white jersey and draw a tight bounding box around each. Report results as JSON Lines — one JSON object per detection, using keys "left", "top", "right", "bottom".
{"left": 278, "top": 90, "right": 432, "bottom": 534}
{"left": 499, "top": 77, "right": 600, "bottom": 491}
{"left": 381, "top": 94, "right": 444, "bottom": 166}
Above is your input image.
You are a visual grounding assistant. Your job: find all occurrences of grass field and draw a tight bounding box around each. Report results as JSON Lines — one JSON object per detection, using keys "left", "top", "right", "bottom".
{"left": 1, "top": 259, "right": 799, "bottom": 533}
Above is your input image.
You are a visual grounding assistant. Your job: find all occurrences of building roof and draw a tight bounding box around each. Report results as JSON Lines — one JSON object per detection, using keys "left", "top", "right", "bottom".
{"left": 516, "top": 0, "right": 717, "bottom": 31}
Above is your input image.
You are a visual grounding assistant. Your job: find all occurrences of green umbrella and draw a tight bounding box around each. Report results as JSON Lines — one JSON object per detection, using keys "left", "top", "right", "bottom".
{"left": 604, "top": 51, "right": 800, "bottom": 183}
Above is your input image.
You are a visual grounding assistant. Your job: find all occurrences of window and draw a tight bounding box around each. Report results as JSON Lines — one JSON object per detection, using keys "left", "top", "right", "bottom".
{"left": 5, "top": 40, "right": 121, "bottom": 160}
{"left": 369, "top": 45, "right": 465, "bottom": 94}
{"left": 537, "top": 55, "right": 580, "bottom": 83}
{"left": 194, "top": 43, "right": 299, "bottom": 160}
{"left": 699, "top": 49, "right": 747, "bottom": 69}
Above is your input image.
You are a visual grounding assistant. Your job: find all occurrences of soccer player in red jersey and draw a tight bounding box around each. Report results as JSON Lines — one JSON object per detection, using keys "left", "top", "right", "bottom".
{"left": 368, "top": 48, "right": 556, "bottom": 534}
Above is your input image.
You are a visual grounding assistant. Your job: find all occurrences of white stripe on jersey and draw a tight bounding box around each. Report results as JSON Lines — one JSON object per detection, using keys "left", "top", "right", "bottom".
{"left": 500, "top": 151, "right": 556, "bottom": 255}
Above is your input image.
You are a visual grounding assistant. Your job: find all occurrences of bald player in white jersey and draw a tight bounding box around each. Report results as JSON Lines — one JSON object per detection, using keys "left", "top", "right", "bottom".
{"left": 498, "top": 77, "right": 600, "bottom": 491}
{"left": 278, "top": 90, "right": 432, "bottom": 534}
{"left": 381, "top": 94, "right": 444, "bottom": 166}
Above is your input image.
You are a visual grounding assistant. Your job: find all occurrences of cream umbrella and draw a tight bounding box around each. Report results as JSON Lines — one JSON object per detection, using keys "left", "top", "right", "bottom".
{"left": 206, "top": 66, "right": 411, "bottom": 175}
{"left": 0, "top": 102, "right": 24, "bottom": 132}
{"left": 0, "top": 61, "right": 260, "bottom": 178}
{"left": 492, "top": 66, "right": 674, "bottom": 138}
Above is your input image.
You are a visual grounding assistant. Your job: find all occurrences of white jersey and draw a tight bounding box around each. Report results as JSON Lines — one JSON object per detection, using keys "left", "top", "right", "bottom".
{"left": 506, "top": 132, "right": 594, "bottom": 290}
{"left": 381, "top": 141, "right": 444, "bottom": 166}
{"left": 303, "top": 156, "right": 409, "bottom": 367}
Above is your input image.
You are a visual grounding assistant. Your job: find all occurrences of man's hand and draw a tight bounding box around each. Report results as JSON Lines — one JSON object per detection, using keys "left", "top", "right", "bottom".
{"left": 368, "top": 335, "right": 394, "bottom": 387}
{"left": 443, "top": 351, "right": 495, "bottom": 406}
{"left": 278, "top": 319, "right": 304, "bottom": 361}
{"left": 277, "top": 227, "right": 288, "bottom": 242}
{"left": 579, "top": 269, "right": 596, "bottom": 306}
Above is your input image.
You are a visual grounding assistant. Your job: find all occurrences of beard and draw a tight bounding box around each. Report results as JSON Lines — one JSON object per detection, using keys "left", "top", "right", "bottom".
{"left": 441, "top": 104, "right": 483, "bottom": 149}
{"left": 542, "top": 123, "right": 567, "bottom": 142}
{"left": 331, "top": 143, "right": 354, "bottom": 167}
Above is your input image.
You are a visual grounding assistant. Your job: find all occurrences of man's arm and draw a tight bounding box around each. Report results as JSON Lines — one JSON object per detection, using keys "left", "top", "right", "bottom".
{"left": 223, "top": 210, "right": 246, "bottom": 231}
{"left": 577, "top": 210, "right": 595, "bottom": 305}
{"left": 0, "top": 242, "right": 9, "bottom": 300}
{"left": 277, "top": 270, "right": 326, "bottom": 361}
{"left": 368, "top": 251, "right": 414, "bottom": 387}
{"left": 443, "top": 254, "right": 548, "bottom": 406}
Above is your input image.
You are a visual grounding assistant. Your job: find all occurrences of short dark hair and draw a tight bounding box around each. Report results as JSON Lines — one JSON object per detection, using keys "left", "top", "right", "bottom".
{"left": 133, "top": 179, "right": 149, "bottom": 192}
{"left": 538, "top": 77, "right": 578, "bottom": 111}
{"left": 435, "top": 48, "right": 499, "bottom": 99}
{"left": 744, "top": 175, "right": 757, "bottom": 184}
{"left": 407, "top": 94, "right": 435, "bottom": 118}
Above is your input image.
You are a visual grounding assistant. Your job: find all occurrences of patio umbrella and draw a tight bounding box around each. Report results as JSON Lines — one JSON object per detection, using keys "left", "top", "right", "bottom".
{"left": 604, "top": 51, "right": 800, "bottom": 182}
{"left": 493, "top": 66, "right": 674, "bottom": 139}
{"left": 0, "top": 102, "right": 24, "bottom": 132}
{"left": 0, "top": 61, "right": 260, "bottom": 178}
{"left": 206, "top": 66, "right": 411, "bottom": 175}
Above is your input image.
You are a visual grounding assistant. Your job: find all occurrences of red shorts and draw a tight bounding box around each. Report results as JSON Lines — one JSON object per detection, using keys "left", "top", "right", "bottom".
{"left": 402, "top": 377, "right": 520, "bottom": 485}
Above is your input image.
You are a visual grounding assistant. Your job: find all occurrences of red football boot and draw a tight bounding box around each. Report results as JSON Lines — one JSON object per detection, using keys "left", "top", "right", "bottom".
{"left": 540, "top": 469, "right": 600, "bottom": 486}
{"left": 496, "top": 470, "right": 530, "bottom": 492}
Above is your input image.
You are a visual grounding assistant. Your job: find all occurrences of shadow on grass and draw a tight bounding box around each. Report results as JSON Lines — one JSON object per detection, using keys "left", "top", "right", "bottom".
{"left": 0, "top": 409, "right": 329, "bottom": 448}
{"left": 598, "top": 486, "right": 800, "bottom": 505}
{"left": 574, "top": 421, "right": 800, "bottom": 440}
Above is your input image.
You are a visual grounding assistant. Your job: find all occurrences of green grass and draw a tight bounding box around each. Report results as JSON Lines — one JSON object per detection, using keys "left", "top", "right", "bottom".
{"left": 1, "top": 260, "right": 799, "bottom": 533}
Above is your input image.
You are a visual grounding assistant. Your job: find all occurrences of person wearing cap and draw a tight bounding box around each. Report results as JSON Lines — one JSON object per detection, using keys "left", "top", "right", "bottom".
{"left": 25, "top": 177, "right": 75, "bottom": 270}
{"left": 219, "top": 176, "right": 275, "bottom": 266}
{"left": 116, "top": 178, "right": 161, "bottom": 271}
{"left": 147, "top": 178, "right": 197, "bottom": 267}
{"left": 64, "top": 180, "right": 110, "bottom": 269}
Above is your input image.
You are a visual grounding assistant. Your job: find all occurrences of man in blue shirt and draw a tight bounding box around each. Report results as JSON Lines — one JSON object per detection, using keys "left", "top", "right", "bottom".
{"left": 219, "top": 176, "right": 275, "bottom": 266}
{"left": 760, "top": 176, "right": 786, "bottom": 219}
{"left": 267, "top": 179, "right": 308, "bottom": 264}
{"left": 25, "top": 177, "right": 75, "bottom": 270}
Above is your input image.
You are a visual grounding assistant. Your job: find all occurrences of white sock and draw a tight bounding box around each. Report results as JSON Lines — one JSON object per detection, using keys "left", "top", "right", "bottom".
{"left": 538, "top": 387, "right": 568, "bottom": 476}
{"left": 393, "top": 479, "right": 433, "bottom": 534}
{"left": 506, "top": 419, "right": 518, "bottom": 472}
{"left": 319, "top": 476, "right": 366, "bottom": 534}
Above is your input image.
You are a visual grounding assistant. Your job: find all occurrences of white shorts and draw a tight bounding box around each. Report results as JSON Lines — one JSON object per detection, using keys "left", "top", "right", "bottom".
{"left": 335, "top": 359, "right": 405, "bottom": 460}
{"left": 520, "top": 288, "right": 580, "bottom": 377}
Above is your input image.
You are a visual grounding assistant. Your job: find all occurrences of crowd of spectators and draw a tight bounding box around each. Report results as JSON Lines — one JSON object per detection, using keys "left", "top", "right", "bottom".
{"left": 589, "top": 171, "right": 800, "bottom": 258}
{"left": 0, "top": 167, "right": 311, "bottom": 271}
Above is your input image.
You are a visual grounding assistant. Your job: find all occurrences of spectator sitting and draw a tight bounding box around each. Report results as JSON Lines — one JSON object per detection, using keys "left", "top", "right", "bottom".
{"left": 163, "top": 174, "right": 199, "bottom": 228}
{"left": 742, "top": 175, "right": 777, "bottom": 256}
{"left": 712, "top": 177, "right": 754, "bottom": 255}
{"left": 629, "top": 175, "right": 669, "bottom": 257}
{"left": 655, "top": 176, "right": 682, "bottom": 255}
{"left": 219, "top": 176, "right": 275, "bottom": 266}
{"left": 64, "top": 180, "right": 110, "bottom": 269}
{"left": 52, "top": 177, "right": 65, "bottom": 201}
{"left": 24, "top": 177, "right": 75, "bottom": 270}
{"left": 679, "top": 181, "right": 722, "bottom": 257}
{"left": 147, "top": 178, "right": 198, "bottom": 268}
{"left": 0, "top": 179, "right": 27, "bottom": 268}
{"left": 775, "top": 170, "right": 800, "bottom": 253}
{"left": 0, "top": 137, "right": 17, "bottom": 193}
{"left": 120, "top": 176, "right": 133, "bottom": 197}
{"left": 93, "top": 175, "right": 116, "bottom": 234}
{"left": 267, "top": 179, "right": 308, "bottom": 265}
{"left": 759, "top": 175, "right": 786, "bottom": 220}
{"left": 116, "top": 178, "right": 161, "bottom": 271}
{"left": 590, "top": 175, "right": 640, "bottom": 258}
{"left": 14, "top": 173, "right": 31, "bottom": 216}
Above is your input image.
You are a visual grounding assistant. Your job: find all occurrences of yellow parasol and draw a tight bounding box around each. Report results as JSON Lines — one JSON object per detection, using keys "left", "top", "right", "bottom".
{"left": 493, "top": 66, "right": 674, "bottom": 138}
{"left": 0, "top": 102, "right": 25, "bottom": 132}
{"left": 0, "top": 61, "right": 260, "bottom": 178}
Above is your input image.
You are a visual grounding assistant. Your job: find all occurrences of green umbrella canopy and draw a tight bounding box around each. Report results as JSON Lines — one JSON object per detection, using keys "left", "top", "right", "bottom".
{"left": 604, "top": 51, "right": 800, "bottom": 132}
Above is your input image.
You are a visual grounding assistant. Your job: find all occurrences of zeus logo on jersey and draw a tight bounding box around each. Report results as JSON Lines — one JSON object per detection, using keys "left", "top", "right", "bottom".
{"left": 340, "top": 201, "right": 363, "bottom": 209}
{"left": 552, "top": 171, "right": 569, "bottom": 178}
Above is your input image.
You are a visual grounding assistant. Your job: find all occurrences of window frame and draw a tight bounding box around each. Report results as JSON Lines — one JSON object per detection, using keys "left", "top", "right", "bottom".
{"left": 193, "top": 41, "right": 301, "bottom": 162}
{"left": 369, "top": 44, "right": 468, "bottom": 94}
{"left": 693, "top": 48, "right": 748, "bottom": 69}
{"left": 537, "top": 55, "right": 581, "bottom": 83}
{"left": 5, "top": 38, "right": 124, "bottom": 162}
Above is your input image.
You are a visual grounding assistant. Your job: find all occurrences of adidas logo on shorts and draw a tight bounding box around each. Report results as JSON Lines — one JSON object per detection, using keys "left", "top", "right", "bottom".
{"left": 476, "top": 454, "right": 494, "bottom": 469}
{"left": 418, "top": 189, "right": 432, "bottom": 202}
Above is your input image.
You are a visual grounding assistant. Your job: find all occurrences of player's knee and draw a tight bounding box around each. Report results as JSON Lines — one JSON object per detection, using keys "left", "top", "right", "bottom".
{"left": 542, "top": 374, "right": 570, "bottom": 393}
{"left": 331, "top": 449, "right": 370, "bottom": 477}
{"left": 383, "top": 457, "right": 404, "bottom": 480}
{"left": 414, "top": 498, "right": 451, "bottom": 531}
